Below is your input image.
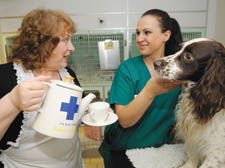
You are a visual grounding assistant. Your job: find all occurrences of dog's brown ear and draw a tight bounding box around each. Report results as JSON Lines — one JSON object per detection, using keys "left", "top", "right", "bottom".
{"left": 190, "top": 43, "right": 225, "bottom": 123}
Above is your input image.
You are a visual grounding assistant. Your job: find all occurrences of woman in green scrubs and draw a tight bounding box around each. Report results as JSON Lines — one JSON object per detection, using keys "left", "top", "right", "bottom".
{"left": 99, "top": 8, "right": 185, "bottom": 168}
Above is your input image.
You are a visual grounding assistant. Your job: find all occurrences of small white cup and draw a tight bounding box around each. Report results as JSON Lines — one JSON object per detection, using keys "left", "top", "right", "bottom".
{"left": 89, "top": 102, "right": 110, "bottom": 122}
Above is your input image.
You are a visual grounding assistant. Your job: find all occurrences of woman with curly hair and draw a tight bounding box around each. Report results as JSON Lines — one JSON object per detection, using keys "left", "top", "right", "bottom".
{"left": 0, "top": 8, "right": 83, "bottom": 168}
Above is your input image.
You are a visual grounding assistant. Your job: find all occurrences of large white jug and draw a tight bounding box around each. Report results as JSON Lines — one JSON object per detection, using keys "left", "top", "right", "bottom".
{"left": 32, "top": 79, "right": 96, "bottom": 139}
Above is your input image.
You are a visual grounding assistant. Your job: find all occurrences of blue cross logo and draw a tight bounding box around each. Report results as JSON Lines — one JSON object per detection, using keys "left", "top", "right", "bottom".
{"left": 60, "top": 96, "right": 79, "bottom": 120}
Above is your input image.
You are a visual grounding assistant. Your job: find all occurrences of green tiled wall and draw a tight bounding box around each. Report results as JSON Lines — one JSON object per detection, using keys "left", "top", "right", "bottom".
{"left": 67, "top": 33, "right": 124, "bottom": 83}
{"left": 4, "top": 30, "right": 204, "bottom": 84}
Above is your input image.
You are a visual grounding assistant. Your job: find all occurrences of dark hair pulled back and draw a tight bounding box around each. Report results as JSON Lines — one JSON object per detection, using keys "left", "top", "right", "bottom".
{"left": 142, "top": 9, "right": 183, "bottom": 56}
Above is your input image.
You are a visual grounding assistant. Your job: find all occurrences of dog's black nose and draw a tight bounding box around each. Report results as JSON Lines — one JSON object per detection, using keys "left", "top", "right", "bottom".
{"left": 153, "top": 60, "right": 166, "bottom": 68}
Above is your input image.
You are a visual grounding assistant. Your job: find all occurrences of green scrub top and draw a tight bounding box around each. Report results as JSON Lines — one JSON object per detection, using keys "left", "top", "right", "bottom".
{"left": 99, "top": 56, "right": 181, "bottom": 165}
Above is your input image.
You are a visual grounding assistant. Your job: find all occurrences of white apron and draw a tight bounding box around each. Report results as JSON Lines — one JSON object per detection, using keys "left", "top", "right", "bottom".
{"left": 0, "top": 63, "right": 84, "bottom": 168}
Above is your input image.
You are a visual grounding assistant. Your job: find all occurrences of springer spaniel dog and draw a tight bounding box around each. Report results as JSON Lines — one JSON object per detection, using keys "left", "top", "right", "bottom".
{"left": 153, "top": 38, "right": 225, "bottom": 168}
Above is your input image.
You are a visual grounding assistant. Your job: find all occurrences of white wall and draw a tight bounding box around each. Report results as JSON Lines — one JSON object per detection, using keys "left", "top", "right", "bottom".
{"left": 214, "top": 0, "right": 225, "bottom": 45}
{"left": 0, "top": 0, "right": 216, "bottom": 36}
{"left": 1, "top": 0, "right": 220, "bottom": 63}
{"left": 1, "top": 0, "right": 223, "bottom": 64}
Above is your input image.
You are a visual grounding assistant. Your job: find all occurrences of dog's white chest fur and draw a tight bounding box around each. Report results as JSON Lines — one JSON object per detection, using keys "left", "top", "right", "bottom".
{"left": 175, "top": 85, "right": 225, "bottom": 167}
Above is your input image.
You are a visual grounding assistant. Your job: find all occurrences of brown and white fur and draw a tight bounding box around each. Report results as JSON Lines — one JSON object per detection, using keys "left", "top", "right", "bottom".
{"left": 153, "top": 38, "right": 225, "bottom": 168}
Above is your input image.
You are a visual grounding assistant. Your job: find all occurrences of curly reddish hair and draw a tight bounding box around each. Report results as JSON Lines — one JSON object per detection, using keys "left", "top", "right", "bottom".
{"left": 8, "top": 8, "right": 76, "bottom": 70}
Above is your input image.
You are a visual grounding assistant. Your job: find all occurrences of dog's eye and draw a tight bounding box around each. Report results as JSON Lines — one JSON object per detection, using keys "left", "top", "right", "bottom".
{"left": 183, "top": 52, "right": 194, "bottom": 62}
